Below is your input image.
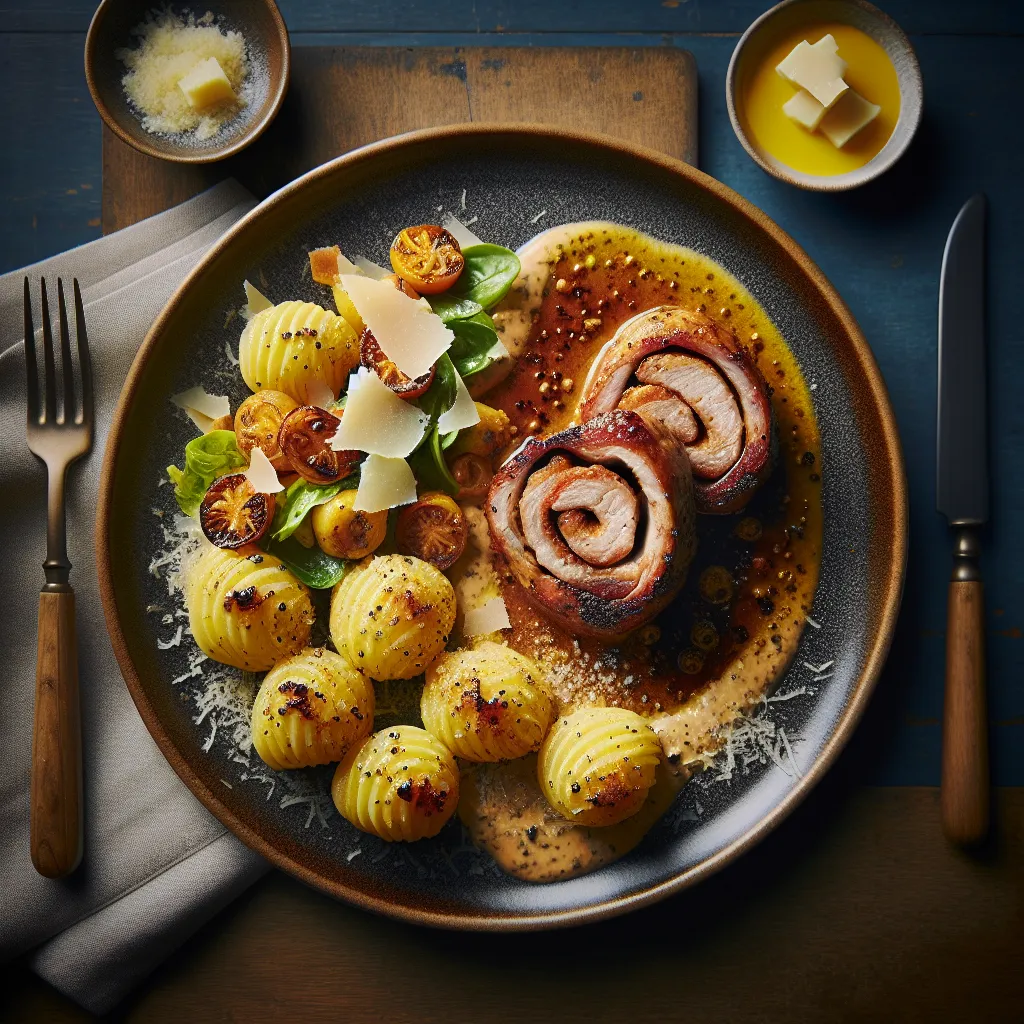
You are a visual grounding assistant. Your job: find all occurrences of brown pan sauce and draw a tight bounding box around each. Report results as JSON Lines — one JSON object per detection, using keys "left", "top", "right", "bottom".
{"left": 455, "top": 223, "right": 822, "bottom": 881}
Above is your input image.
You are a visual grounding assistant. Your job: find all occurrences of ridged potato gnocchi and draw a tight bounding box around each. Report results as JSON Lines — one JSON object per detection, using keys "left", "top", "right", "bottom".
{"left": 330, "top": 554, "right": 456, "bottom": 680}
{"left": 251, "top": 648, "right": 374, "bottom": 770}
{"left": 421, "top": 642, "right": 554, "bottom": 762}
{"left": 184, "top": 543, "right": 314, "bottom": 671}
{"left": 332, "top": 726, "right": 460, "bottom": 841}
{"left": 538, "top": 707, "right": 663, "bottom": 827}
{"left": 239, "top": 299, "right": 359, "bottom": 403}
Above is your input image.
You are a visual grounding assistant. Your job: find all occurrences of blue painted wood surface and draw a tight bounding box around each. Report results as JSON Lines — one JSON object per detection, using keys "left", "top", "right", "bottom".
{"left": 0, "top": 1, "right": 1021, "bottom": 785}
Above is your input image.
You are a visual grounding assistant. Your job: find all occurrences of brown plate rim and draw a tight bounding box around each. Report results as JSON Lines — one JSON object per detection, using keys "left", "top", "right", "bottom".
{"left": 84, "top": 0, "right": 292, "bottom": 165}
{"left": 96, "top": 123, "right": 908, "bottom": 930}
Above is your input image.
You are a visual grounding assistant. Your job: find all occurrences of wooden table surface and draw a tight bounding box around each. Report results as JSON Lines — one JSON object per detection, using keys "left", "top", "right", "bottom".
{"left": 2, "top": 1, "right": 1023, "bottom": 1019}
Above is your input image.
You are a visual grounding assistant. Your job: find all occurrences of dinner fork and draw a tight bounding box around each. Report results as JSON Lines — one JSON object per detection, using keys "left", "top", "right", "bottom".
{"left": 24, "top": 277, "right": 93, "bottom": 878}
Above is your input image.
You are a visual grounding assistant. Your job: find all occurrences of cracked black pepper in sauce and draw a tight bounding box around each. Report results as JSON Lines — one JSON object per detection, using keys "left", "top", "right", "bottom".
{"left": 455, "top": 222, "right": 822, "bottom": 882}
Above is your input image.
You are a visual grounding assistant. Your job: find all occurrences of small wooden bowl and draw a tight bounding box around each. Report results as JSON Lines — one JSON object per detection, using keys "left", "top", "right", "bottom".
{"left": 726, "top": 0, "right": 923, "bottom": 191}
{"left": 85, "top": 0, "right": 290, "bottom": 164}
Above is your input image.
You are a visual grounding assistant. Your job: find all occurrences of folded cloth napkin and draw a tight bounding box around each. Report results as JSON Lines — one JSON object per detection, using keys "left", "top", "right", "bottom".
{"left": 0, "top": 181, "right": 270, "bottom": 1015}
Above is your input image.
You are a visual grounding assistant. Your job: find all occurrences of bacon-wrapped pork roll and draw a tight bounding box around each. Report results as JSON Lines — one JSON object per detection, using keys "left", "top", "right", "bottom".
{"left": 486, "top": 410, "right": 696, "bottom": 637}
{"left": 580, "top": 306, "right": 775, "bottom": 514}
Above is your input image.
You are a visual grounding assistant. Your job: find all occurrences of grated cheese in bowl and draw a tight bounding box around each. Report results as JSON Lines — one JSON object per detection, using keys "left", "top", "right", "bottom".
{"left": 116, "top": 9, "right": 250, "bottom": 141}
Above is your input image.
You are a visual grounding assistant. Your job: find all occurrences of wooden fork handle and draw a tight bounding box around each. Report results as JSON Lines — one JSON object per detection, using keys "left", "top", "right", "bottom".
{"left": 941, "top": 579, "right": 989, "bottom": 846}
{"left": 31, "top": 587, "right": 83, "bottom": 878}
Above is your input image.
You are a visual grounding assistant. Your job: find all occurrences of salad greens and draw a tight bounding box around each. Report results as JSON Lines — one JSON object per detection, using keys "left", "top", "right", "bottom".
{"left": 408, "top": 425, "right": 460, "bottom": 496}
{"left": 166, "top": 430, "right": 247, "bottom": 517}
{"left": 267, "top": 536, "right": 352, "bottom": 589}
{"left": 451, "top": 244, "right": 521, "bottom": 310}
{"left": 450, "top": 313, "right": 508, "bottom": 380}
{"left": 427, "top": 293, "right": 483, "bottom": 324}
{"left": 270, "top": 473, "right": 359, "bottom": 543}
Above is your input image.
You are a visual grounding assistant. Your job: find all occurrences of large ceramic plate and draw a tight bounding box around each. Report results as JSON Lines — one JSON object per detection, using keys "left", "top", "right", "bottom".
{"left": 98, "top": 126, "right": 906, "bottom": 928}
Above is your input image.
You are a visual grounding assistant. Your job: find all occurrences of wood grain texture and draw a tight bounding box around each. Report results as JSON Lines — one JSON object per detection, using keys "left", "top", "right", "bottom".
{"left": 6, "top": 0, "right": 1024, "bottom": 35}
{"left": 102, "top": 47, "right": 696, "bottom": 232}
{"left": 942, "top": 580, "right": 990, "bottom": 845}
{"left": 30, "top": 589, "right": 83, "bottom": 879}
{"left": 8, "top": 786, "right": 1024, "bottom": 1022}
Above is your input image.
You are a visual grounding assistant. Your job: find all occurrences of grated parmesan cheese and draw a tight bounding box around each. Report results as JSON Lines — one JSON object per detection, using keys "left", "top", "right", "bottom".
{"left": 116, "top": 10, "right": 251, "bottom": 141}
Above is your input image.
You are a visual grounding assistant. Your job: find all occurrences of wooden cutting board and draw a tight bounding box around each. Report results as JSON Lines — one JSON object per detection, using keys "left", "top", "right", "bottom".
{"left": 101, "top": 46, "right": 696, "bottom": 233}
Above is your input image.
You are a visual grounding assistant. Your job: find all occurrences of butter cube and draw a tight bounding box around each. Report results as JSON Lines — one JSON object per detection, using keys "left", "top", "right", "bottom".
{"left": 783, "top": 88, "right": 827, "bottom": 130}
{"left": 178, "top": 57, "right": 236, "bottom": 111}
{"left": 820, "top": 89, "right": 881, "bottom": 147}
{"left": 776, "top": 36, "right": 848, "bottom": 109}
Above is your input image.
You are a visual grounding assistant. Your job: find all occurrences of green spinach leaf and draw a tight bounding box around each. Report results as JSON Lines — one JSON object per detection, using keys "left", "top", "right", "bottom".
{"left": 449, "top": 312, "right": 509, "bottom": 379}
{"left": 270, "top": 474, "right": 358, "bottom": 543}
{"left": 166, "top": 430, "right": 247, "bottom": 518}
{"left": 451, "top": 244, "right": 521, "bottom": 310}
{"left": 266, "top": 537, "right": 353, "bottom": 589}
{"left": 427, "top": 293, "right": 483, "bottom": 324}
{"left": 408, "top": 426, "right": 459, "bottom": 496}
{"left": 415, "top": 353, "right": 459, "bottom": 423}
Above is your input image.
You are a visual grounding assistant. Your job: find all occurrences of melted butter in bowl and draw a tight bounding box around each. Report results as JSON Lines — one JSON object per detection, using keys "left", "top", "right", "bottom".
{"left": 457, "top": 222, "right": 823, "bottom": 881}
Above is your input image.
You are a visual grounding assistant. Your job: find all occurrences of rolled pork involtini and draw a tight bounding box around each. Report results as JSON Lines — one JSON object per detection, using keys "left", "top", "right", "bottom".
{"left": 579, "top": 306, "right": 776, "bottom": 514}
{"left": 486, "top": 410, "right": 696, "bottom": 637}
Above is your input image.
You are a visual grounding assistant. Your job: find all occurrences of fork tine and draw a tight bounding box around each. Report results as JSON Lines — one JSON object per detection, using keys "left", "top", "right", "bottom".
{"left": 39, "top": 279, "right": 57, "bottom": 424}
{"left": 24, "top": 277, "right": 39, "bottom": 425}
{"left": 57, "top": 278, "right": 75, "bottom": 424}
{"left": 73, "top": 279, "right": 93, "bottom": 429}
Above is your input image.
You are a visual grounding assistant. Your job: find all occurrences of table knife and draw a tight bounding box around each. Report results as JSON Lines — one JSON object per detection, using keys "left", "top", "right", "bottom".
{"left": 937, "top": 194, "right": 989, "bottom": 846}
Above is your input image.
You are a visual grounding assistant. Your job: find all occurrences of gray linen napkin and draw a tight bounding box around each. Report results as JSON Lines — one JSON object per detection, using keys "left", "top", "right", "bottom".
{"left": 0, "top": 181, "right": 270, "bottom": 1014}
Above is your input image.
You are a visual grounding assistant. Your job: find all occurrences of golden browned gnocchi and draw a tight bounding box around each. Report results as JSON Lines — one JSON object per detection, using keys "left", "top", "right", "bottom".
{"left": 538, "top": 707, "right": 662, "bottom": 827}
{"left": 311, "top": 489, "right": 387, "bottom": 559}
{"left": 331, "top": 725, "right": 459, "bottom": 841}
{"left": 250, "top": 648, "right": 374, "bottom": 770}
{"left": 239, "top": 300, "right": 359, "bottom": 403}
{"left": 329, "top": 554, "right": 456, "bottom": 680}
{"left": 184, "top": 543, "right": 314, "bottom": 671}
{"left": 446, "top": 402, "right": 513, "bottom": 460}
{"left": 421, "top": 642, "right": 554, "bottom": 761}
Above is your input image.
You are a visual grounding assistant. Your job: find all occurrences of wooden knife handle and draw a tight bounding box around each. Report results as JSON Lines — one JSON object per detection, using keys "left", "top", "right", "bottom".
{"left": 30, "top": 588, "right": 83, "bottom": 878}
{"left": 941, "top": 576, "right": 989, "bottom": 846}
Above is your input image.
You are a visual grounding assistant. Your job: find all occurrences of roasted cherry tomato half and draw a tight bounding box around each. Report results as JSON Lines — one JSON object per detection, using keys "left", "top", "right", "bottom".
{"left": 278, "top": 405, "right": 359, "bottom": 485}
{"left": 359, "top": 329, "right": 435, "bottom": 399}
{"left": 234, "top": 389, "right": 298, "bottom": 471}
{"left": 449, "top": 453, "right": 492, "bottom": 502}
{"left": 200, "top": 474, "right": 276, "bottom": 549}
{"left": 395, "top": 491, "right": 468, "bottom": 570}
{"left": 389, "top": 225, "right": 465, "bottom": 295}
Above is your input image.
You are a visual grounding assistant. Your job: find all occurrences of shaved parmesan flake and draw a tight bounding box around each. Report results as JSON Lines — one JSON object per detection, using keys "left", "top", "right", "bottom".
{"left": 329, "top": 368, "right": 428, "bottom": 457}
{"left": 353, "top": 454, "right": 417, "bottom": 512}
{"left": 339, "top": 274, "right": 453, "bottom": 380}
{"left": 171, "top": 386, "right": 230, "bottom": 432}
{"left": 337, "top": 250, "right": 361, "bottom": 275}
{"left": 352, "top": 256, "right": 391, "bottom": 280}
{"left": 242, "top": 280, "right": 272, "bottom": 320}
{"left": 172, "top": 386, "right": 230, "bottom": 420}
{"left": 244, "top": 447, "right": 284, "bottom": 493}
{"left": 442, "top": 213, "right": 484, "bottom": 249}
{"left": 463, "top": 596, "right": 511, "bottom": 636}
{"left": 305, "top": 378, "right": 336, "bottom": 409}
{"left": 437, "top": 367, "right": 480, "bottom": 433}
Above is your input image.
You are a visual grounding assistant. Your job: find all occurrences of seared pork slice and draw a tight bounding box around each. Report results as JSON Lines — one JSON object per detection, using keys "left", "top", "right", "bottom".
{"left": 486, "top": 410, "right": 696, "bottom": 637}
{"left": 581, "top": 306, "right": 776, "bottom": 514}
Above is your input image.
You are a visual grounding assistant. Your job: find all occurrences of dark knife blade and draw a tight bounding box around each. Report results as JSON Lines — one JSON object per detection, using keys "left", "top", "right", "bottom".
{"left": 937, "top": 194, "right": 988, "bottom": 525}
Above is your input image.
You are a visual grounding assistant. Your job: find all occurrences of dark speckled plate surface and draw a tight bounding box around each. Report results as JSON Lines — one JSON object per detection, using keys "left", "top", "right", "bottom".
{"left": 97, "top": 126, "right": 906, "bottom": 928}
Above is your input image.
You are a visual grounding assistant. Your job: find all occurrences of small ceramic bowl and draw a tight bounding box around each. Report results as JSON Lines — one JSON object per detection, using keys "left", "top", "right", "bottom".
{"left": 85, "top": 0, "right": 290, "bottom": 164}
{"left": 726, "top": 0, "right": 922, "bottom": 191}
